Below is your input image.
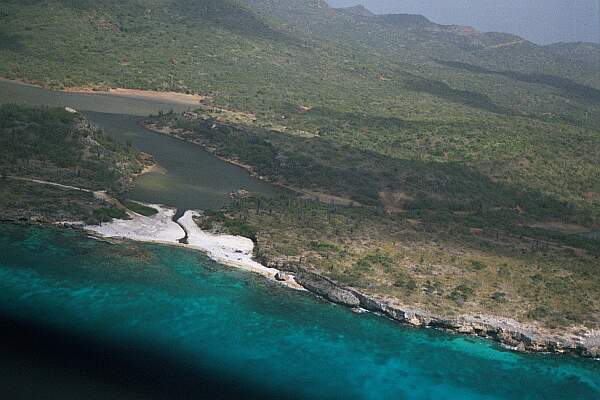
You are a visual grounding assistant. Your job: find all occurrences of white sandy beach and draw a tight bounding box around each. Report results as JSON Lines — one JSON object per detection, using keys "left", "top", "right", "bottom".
{"left": 85, "top": 204, "right": 185, "bottom": 244}
{"left": 85, "top": 204, "right": 303, "bottom": 289}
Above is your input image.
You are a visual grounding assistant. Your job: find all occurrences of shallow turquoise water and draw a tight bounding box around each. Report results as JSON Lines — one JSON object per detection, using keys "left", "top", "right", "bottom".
{"left": 1, "top": 224, "right": 599, "bottom": 399}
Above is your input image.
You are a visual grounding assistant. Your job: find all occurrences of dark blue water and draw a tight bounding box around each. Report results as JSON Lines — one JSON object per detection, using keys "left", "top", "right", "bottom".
{"left": 1, "top": 224, "right": 599, "bottom": 399}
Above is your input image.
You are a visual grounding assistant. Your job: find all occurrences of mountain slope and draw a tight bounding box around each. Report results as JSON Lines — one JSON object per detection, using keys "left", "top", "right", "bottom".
{"left": 2, "top": 0, "right": 598, "bottom": 122}
{"left": 1, "top": 0, "right": 598, "bottom": 218}
{"left": 246, "top": 0, "right": 600, "bottom": 120}
{"left": 545, "top": 42, "right": 600, "bottom": 70}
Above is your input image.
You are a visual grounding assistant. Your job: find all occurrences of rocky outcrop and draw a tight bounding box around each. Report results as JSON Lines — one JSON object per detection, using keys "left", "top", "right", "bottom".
{"left": 274, "top": 271, "right": 291, "bottom": 282}
{"left": 264, "top": 257, "right": 600, "bottom": 359}
{"left": 294, "top": 272, "right": 360, "bottom": 307}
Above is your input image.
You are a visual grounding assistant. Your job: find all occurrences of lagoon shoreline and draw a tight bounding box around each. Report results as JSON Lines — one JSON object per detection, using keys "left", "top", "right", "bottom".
{"left": 143, "top": 123, "right": 363, "bottom": 207}
{"left": 0, "top": 77, "right": 205, "bottom": 107}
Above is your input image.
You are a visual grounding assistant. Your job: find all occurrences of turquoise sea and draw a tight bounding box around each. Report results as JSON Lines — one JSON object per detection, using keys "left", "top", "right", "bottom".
{"left": 1, "top": 224, "right": 599, "bottom": 399}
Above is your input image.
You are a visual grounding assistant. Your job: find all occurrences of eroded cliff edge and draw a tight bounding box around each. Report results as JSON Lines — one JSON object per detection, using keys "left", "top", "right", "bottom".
{"left": 264, "top": 258, "right": 600, "bottom": 359}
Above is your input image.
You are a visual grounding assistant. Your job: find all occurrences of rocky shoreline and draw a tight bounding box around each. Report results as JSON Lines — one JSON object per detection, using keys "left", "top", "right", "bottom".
{"left": 2, "top": 214, "right": 599, "bottom": 359}
{"left": 263, "top": 257, "right": 600, "bottom": 359}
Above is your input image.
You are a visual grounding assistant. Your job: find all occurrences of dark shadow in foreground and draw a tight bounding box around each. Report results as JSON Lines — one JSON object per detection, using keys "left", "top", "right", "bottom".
{"left": 0, "top": 313, "right": 297, "bottom": 400}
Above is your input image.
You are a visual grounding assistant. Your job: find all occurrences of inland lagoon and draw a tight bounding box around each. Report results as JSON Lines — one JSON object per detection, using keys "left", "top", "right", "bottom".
{"left": 0, "top": 79, "right": 279, "bottom": 212}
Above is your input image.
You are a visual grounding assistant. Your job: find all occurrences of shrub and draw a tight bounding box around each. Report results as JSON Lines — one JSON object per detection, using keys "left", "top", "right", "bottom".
{"left": 449, "top": 284, "right": 474, "bottom": 305}
{"left": 470, "top": 260, "right": 487, "bottom": 270}
{"left": 92, "top": 207, "right": 130, "bottom": 223}
{"left": 491, "top": 292, "right": 507, "bottom": 302}
{"left": 394, "top": 272, "right": 417, "bottom": 293}
{"left": 528, "top": 306, "right": 549, "bottom": 320}
{"left": 123, "top": 200, "right": 158, "bottom": 216}
{"left": 310, "top": 241, "right": 339, "bottom": 252}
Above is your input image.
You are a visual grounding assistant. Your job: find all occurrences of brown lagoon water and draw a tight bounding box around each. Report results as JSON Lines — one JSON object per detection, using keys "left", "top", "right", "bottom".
{"left": 83, "top": 111, "right": 278, "bottom": 213}
{"left": 0, "top": 79, "right": 278, "bottom": 211}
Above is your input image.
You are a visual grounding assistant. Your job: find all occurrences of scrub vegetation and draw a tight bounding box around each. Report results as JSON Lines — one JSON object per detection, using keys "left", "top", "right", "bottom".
{"left": 1, "top": 0, "right": 599, "bottom": 330}
{"left": 202, "top": 193, "right": 600, "bottom": 330}
{"left": 123, "top": 200, "right": 159, "bottom": 216}
{"left": 0, "top": 104, "right": 147, "bottom": 224}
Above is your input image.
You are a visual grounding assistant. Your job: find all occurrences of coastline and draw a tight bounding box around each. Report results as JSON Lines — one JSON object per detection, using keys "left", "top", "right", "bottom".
{"left": 2, "top": 77, "right": 598, "bottom": 359}
{"left": 83, "top": 203, "right": 303, "bottom": 290}
{"left": 137, "top": 123, "right": 599, "bottom": 359}
{"left": 3, "top": 207, "right": 599, "bottom": 359}
{"left": 263, "top": 259, "right": 600, "bottom": 359}
{"left": 78, "top": 203, "right": 600, "bottom": 359}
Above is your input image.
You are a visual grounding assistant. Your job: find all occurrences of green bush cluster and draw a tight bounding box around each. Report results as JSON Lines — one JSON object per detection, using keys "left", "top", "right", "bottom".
{"left": 91, "top": 207, "right": 130, "bottom": 223}
{"left": 123, "top": 201, "right": 158, "bottom": 216}
{"left": 200, "top": 210, "right": 258, "bottom": 242}
{"left": 0, "top": 104, "right": 141, "bottom": 192}
{"left": 449, "top": 284, "right": 475, "bottom": 305}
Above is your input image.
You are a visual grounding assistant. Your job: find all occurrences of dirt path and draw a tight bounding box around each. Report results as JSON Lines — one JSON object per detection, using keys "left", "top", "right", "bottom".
{"left": 486, "top": 39, "right": 526, "bottom": 49}
{"left": 7, "top": 176, "right": 125, "bottom": 209}
{"left": 8, "top": 176, "right": 94, "bottom": 193}
{"left": 62, "top": 87, "right": 207, "bottom": 105}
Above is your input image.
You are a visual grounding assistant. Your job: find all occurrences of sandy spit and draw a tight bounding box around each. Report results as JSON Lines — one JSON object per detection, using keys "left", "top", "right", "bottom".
{"left": 84, "top": 204, "right": 303, "bottom": 290}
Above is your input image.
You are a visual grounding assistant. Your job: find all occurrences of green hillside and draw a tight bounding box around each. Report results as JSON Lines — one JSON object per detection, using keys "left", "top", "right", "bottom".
{"left": 1, "top": 0, "right": 598, "bottom": 222}
{"left": 1, "top": 0, "right": 599, "bottom": 327}
{"left": 0, "top": 104, "right": 147, "bottom": 223}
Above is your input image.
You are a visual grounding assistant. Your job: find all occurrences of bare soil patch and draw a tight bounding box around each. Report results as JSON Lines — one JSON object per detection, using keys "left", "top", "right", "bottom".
{"left": 62, "top": 87, "right": 208, "bottom": 105}
{"left": 379, "top": 190, "right": 414, "bottom": 213}
{"left": 528, "top": 221, "right": 591, "bottom": 234}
